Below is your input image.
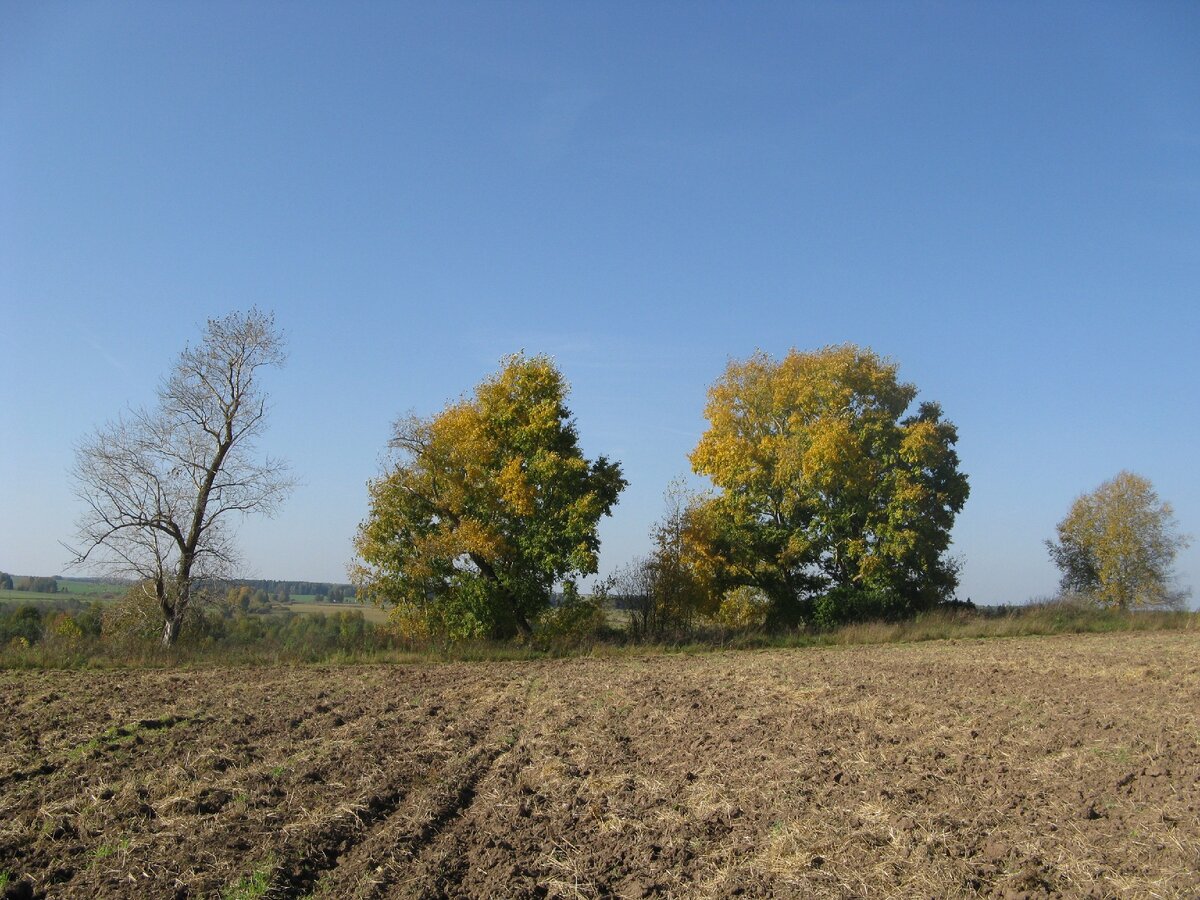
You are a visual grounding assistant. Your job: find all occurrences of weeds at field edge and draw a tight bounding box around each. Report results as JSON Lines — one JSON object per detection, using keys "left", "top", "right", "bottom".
{"left": 0, "top": 602, "right": 1194, "bottom": 669}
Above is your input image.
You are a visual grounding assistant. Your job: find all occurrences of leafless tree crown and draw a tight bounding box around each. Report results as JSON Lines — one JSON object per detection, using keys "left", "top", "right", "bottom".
{"left": 66, "top": 309, "right": 293, "bottom": 641}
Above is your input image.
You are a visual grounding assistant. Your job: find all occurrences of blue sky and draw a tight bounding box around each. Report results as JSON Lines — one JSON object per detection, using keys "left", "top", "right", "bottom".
{"left": 2, "top": 2, "right": 1197, "bottom": 604}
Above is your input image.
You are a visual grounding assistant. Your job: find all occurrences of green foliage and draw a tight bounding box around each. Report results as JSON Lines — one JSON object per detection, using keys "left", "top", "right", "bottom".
{"left": 1, "top": 604, "right": 45, "bottom": 646}
{"left": 353, "top": 353, "right": 626, "bottom": 640}
{"left": 1048, "top": 471, "right": 1192, "bottom": 610}
{"left": 810, "top": 585, "right": 904, "bottom": 630}
{"left": 222, "top": 856, "right": 275, "bottom": 900}
{"left": 0, "top": 598, "right": 106, "bottom": 660}
{"left": 533, "top": 582, "right": 609, "bottom": 651}
{"left": 688, "top": 344, "right": 970, "bottom": 627}
{"left": 185, "top": 608, "right": 385, "bottom": 658}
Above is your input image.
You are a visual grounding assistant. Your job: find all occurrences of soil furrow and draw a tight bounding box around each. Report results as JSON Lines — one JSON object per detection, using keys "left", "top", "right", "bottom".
{"left": 274, "top": 781, "right": 415, "bottom": 898}
{"left": 310, "top": 724, "right": 524, "bottom": 897}
{"left": 272, "top": 683, "right": 528, "bottom": 900}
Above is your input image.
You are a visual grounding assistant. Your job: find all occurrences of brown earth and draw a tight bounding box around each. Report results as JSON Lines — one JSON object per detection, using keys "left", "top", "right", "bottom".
{"left": 1, "top": 631, "right": 1198, "bottom": 899}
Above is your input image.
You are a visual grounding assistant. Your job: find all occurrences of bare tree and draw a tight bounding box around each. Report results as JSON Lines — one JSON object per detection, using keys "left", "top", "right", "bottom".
{"left": 67, "top": 309, "right": 294, "bottom": 647}
{"left": 611, "top": 556, "right": 655, "bottom": 638}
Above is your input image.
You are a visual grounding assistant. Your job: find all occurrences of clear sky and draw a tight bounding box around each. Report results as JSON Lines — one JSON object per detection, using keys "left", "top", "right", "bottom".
{"left": 2, "top": 2, "right": 1197, "bottom": 605}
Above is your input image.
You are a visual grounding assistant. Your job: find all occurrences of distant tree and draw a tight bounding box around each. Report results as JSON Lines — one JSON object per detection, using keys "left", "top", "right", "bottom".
{"left": 689, "top": 345, "right": 970, "bottom": 627}
{"left": 67, "top": 309, "right": 294, "bottom": 648}
{"left": 224, "top": 586, "right": 254, "bottom": 613}
{"left": 352, "top": 353, "right": 626, "bottom": 640}
{"left": 14, "top": 576, "right": 57, "bottom": 593}
{"left": 1047, "top": 471, "right": 1191, "bottom": 610}
{"left": 637, "top": 486, "right": 718, "bottom": 638}
{"left": 0, "top": 572, "right": 12, "bottom": 590}
{"left": 610, "top": 485, "right": 723, "bottom": 640}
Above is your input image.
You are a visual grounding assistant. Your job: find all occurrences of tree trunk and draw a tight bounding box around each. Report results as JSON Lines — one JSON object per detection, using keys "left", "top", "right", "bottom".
{"left": 160, "top": 567, "right": 190, "bottom": 649}
{"left": 468, "top": 552, "right": 534, "bottom": 638}
{"left": 161, "top": 613, "right": 183, "bottom": 648}
{"left": 512, "top": 607, "right": 533, "bottom": 638}
{"left": 767, "top": 590, "right": 809, "bottom": 630}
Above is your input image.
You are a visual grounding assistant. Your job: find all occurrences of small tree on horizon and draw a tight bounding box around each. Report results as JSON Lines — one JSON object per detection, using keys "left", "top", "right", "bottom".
{"left": 1047, "top": 471, "right": 1191, "bottom": 610}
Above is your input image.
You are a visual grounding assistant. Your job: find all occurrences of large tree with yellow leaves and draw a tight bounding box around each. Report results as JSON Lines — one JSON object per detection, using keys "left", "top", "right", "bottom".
{"left": 352, "top": 354, "right": 626, "bottom": 639}
{"left": 688, "top": 345, "right": 969, "bottom": 627}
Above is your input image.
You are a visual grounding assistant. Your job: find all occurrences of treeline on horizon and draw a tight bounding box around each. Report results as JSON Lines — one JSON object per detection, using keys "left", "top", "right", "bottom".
{"left": 0, "top": 574, "right": 61, "bottom": 594}
{"left": 44, "top": 311, "right": 1194, "bottom": 659}
{"left": 224, "top": 579, "right": 357, "bottom": 598}
{"left": 0, "top": 593, "right": 388, "bottom": 664}
{"left": 0, "top": 573, "right": 358, "bottom": 601}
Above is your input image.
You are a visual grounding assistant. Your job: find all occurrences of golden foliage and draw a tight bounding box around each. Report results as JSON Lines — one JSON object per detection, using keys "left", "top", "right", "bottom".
{"left": 353, "top": 353, "right": 626, "bottom": 639}
{"left": 713, "top": 585, "right": 771, "bottom": 629}
{"left": 689, "top": 344, "right": 969, "bottom": 624}
{"left": 1049, "top": 471, "right": 1191, "bottom": 609}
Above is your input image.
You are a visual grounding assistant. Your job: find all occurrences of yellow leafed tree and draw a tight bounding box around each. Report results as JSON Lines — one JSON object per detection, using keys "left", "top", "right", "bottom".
{"left": 688, "top": 344, "right": 969, "bottom": 627}
{"left": 1047, "top": 471, "right": 1191, "bottom": 609}
{"left": 352, "top": 354, "right": 626, "bottom": 640}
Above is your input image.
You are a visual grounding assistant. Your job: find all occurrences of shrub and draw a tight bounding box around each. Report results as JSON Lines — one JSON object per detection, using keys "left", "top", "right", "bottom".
{"left": 712, "top": 586, "right": 771, "bottom": 630}
{"left": 533, "top": 591, "right": 607, "bottom": 651}
{"left": 0, "top": 604, "right": 45, "bottom": 646}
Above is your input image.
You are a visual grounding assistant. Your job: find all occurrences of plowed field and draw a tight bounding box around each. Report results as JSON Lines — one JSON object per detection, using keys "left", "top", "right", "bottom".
{"left": 2, "top": 631, "right": 1198, "bottom": 898}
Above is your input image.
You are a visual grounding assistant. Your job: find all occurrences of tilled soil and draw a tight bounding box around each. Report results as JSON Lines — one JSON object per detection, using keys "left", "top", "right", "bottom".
{"left": 1, "top": 631, "right": 1198, "bottom": 899}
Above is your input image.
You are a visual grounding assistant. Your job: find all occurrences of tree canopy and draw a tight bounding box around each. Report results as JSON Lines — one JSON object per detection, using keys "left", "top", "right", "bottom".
{"left": 1047, "top": 471, "right": 1191, "bottom": 609}
{"left": 687, "top": 344, "right": 970, "bottom": 626}
{"left": 352, "top": 353, "right": 626, "bottom": 639}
